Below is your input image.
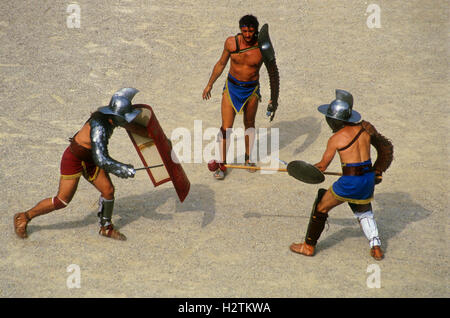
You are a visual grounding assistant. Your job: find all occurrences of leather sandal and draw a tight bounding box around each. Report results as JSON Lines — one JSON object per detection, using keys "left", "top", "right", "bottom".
{"left": 99, "top": 224, "right": 127, "bottom": 241}
{"left": 370, "top": 246, "right": 384, "bottom": 260}
{"left": 213, "top": 169, "right": 225, "bottom": 180}
{"left": 245, "top": 161, "right": 257, "bottom": 173}
{"left": 14, "top": 212, "right": 31, "bottom": 239}
{"left": 290, "top": 242, "right": 315, "bottom": 256}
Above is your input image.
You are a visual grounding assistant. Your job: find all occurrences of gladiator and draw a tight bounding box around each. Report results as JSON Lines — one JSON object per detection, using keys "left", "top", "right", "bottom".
{"left": 202, "top": 14, "right": 280, "bottom": 179}
{"left": 290, "top": 90, "right": 393, "bottom": 260}
{"left": 13, "top": 88, "right": 150, "bottom": 241}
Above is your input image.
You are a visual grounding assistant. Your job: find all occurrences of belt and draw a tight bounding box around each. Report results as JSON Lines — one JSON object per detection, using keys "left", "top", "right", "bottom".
{"left": 228, "top": 75, "right": 259, "bottom": 88}
{"left": 69, "top": 138, "right": 94, "bottom": 163}
{"left": 342, "top": 164, "right": 372, "bottom": 176}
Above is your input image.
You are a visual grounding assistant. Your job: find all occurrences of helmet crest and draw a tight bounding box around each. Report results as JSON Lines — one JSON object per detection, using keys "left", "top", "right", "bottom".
{"left": 98, "top": 88, "right": 141, "bottom": 124}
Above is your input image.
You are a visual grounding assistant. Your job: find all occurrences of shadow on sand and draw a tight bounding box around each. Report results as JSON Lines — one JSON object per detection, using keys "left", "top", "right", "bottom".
{"left": 232, "top": 115, "right": 322, "bottom": 163}
{"left": 28, "top": 183, "right": 216, "bottom": 236}
{"left": 266, "top": 115, "right": 322, "bottom": 155}
{"left": 244, "top": 191, "right": 432, "bottom": 254}
{"left": 316, "top": 191, "right": 431, "bottom": 253}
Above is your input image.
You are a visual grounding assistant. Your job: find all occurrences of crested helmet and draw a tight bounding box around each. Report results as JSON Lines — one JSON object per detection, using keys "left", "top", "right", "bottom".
{"left": 98, "top": 88, "right": 141, "bottom": 124}
{"left": 317, "top": 89, "right": 361, "bottom": 123}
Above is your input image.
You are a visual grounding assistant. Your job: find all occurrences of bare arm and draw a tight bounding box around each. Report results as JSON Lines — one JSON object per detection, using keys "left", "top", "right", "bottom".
{"left": 314, "top": 136, "right": 338, "bottom": 172}
{"left": 202, "top": 40, "right": 231, "bottom": 100}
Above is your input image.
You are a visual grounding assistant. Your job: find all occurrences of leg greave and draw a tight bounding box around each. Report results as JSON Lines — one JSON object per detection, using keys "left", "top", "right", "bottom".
{"left": 97, "top": 196, "right": 115, "bottom": 226}
{"left": 355, "top": 211, "right": 381, "bottom": 248}
{"left": 305, "top": 188, "right": 328, "bottom": 246}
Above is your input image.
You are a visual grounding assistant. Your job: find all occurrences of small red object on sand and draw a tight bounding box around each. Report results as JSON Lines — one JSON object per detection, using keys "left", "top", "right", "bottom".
{"left": 208, "top": 159, "right": 219, "bottom": 171}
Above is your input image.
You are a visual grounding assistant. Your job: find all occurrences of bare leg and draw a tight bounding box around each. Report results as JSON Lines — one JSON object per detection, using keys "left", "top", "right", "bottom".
{"left": 243, "top": 95, "right": 258, "bottom": 163}
{"left": 212, "top": 93, "right": 236, "bottom": 180}
{"left": 316, "top": 189, "right": 344, "bottom": 213}
{"left": 91, "top": 169, "right": 114, "bottom": 200}
{"left": 14, "top": 177, "right": 80, "bottom": 238}
{"left": 27, "top": 177, "right": 79, "bottom": 218}
{"left": 220, "top": 93, "right": 236, "bottom": 163}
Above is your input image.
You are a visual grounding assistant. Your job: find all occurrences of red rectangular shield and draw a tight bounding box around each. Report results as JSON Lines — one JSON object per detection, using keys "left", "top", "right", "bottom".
{"left": 127, "top": 104, "right": 190, "bottom": 202}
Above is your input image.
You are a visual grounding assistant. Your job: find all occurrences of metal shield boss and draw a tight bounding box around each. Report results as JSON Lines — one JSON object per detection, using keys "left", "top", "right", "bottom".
{"left": 127, "top": 104, "right": 190, "bottom": 202}
{"left": 287, "top": 160, "right": 325, "bottom": 184}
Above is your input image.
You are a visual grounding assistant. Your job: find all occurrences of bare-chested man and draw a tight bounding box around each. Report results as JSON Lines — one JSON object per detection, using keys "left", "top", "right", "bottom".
{"left": 202, "top": 15, "right": 279, "bottom": 179}
{"left": 290, "top": 90, "right": 393, "bottom": 260}
{"left": 13, "top": 88, "right": 150, "bottom": 241}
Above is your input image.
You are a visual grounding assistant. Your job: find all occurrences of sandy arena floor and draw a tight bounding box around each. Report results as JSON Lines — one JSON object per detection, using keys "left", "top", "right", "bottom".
{"left": 0, "top": 0, "right": 448, "bottom": 298}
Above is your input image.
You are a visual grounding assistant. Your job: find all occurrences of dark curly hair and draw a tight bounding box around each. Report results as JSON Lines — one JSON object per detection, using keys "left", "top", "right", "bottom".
{"left": 239, "top": 14, "right": 259, "bottom": 30}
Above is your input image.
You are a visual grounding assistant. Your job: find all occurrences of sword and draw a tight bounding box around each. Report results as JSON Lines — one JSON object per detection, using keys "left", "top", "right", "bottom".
{"left": 135, "top": 164, "right": 164, "bottom": 171}
{"left": 208, "top": 159, "right": 341, "bottom": 178}
{"left": 222, "top": 164, "right": 287, "bottom": 172}
{"left": 224, "top": 163, "right": 341, "bottom": 176}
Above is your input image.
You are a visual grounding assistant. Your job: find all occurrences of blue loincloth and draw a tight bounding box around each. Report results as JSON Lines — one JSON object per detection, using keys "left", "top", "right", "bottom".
{"left": 223, "top": 73, "right": 261, "bottom": 114}
{"left": 331, "top": 159, "right": 375, "bottom": 204}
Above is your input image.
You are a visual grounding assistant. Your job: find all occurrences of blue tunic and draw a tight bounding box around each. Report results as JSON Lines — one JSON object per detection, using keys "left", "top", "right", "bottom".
{"left": 331, "top": 159, "right": 375, "bottom": 204}
{"left": 223, "top": 73, "right": 261, "bottom": 113}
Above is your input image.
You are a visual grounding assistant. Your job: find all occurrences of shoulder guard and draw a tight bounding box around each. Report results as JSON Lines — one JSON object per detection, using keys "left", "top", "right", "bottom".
{"left": 258, "top": 24, "right": 275, "bottom": 64}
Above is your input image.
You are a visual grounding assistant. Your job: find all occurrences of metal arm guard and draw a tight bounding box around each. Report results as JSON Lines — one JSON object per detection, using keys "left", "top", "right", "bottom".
{"left": 266, "top": 60, "right": 280, "bottom": 115}
{"left": 361, "top": 120, "right": 394, "bottom": 175}
{"left": 90, "top": 116, "right": 135, "bottom": 179}
{"left": 258, "top": 24, "right": 280, "bottom": 121}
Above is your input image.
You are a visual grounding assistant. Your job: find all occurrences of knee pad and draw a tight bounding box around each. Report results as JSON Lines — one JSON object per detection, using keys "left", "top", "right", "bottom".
{"left": 53, "top": 196, "right": 68, "bottom": 210}
{"left": 349, "top": 202, "right": 372, "bottom": 213}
